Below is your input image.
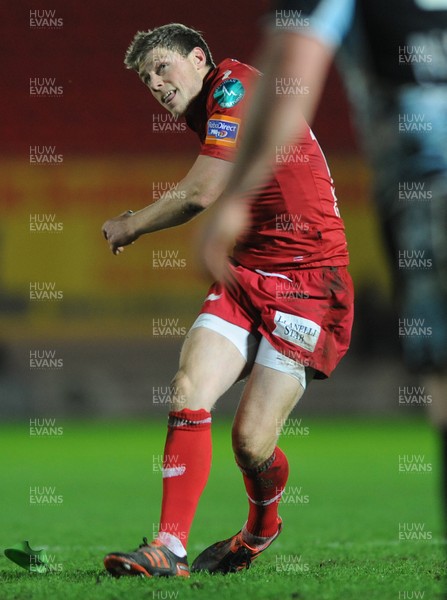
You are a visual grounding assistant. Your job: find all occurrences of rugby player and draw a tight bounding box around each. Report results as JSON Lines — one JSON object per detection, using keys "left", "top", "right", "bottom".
{"left": 102, "top": 23, "right": 353, "bottom": 578}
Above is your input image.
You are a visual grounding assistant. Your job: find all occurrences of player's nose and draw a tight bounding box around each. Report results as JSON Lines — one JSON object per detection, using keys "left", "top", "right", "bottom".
{"left": 150, "top": 74, "right": 164, "bottom": 91}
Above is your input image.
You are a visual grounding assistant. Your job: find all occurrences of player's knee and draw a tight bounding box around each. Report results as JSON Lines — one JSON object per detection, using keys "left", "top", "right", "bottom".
{"left": 169, "top": 369, "right": 194, "bottom": 411}
{"left": 232, "top": 426, "right": 273, "bottom": 469}
{"left": 169, "top": 369, "right": 212, "bottom": 411}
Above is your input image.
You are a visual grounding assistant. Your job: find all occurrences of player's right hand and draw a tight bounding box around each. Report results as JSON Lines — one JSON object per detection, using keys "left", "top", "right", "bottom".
{"left": 102, "top": 210, "right": 139, "bottom": 255}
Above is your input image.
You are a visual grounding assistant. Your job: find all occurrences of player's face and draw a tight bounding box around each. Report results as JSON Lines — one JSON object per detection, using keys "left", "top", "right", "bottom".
{"left": 139, "top": 47, "right": 205, "bottom": 117}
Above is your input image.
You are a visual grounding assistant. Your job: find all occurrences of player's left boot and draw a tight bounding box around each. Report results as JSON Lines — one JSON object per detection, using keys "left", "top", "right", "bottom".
{"left": 104, "top": 537, "right": 190, "bottom": 578}
{"left": 191, "top": 517, "right": 282, "bottom": 574}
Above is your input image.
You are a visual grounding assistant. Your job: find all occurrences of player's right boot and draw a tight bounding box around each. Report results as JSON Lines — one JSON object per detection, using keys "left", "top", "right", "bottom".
{"left": 104, "top": 537, "right": 190, "bottom": 578}
{"left": 191, "top": 517, "right": 282, "bottom": 574}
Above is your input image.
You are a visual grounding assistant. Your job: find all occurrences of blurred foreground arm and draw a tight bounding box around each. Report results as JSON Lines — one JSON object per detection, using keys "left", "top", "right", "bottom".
{"left": 201, "top": 29, "right": 335, "bottom": 281}
{"left": 225, "top": 29, "right": 334, "bottom": 197}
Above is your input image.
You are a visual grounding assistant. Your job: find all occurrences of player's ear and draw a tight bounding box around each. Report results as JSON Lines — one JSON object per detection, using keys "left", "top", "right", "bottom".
{"left": 190, "top": 47, "right": 207, "bottom": 69}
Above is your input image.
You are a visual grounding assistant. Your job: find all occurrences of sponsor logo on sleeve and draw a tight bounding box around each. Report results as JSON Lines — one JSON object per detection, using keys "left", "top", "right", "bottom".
{"left": 273, "top": 311, "right": 321, "bottom": 352}
{"left": 205, "top": 114, "right": 241, "bottom": 147}
{"left": 213, "top": 78, "right": 245, "bottom": 108}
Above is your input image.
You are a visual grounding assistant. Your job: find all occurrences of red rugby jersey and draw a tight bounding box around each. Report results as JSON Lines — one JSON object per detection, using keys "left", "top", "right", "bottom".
{"left": 185, "top": 58, "right": 349, "bottom": 271}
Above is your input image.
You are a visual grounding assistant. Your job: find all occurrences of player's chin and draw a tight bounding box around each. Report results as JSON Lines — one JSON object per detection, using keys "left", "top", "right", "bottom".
{"left": 168, "top": 107, "right": 184, "bottom": 118}
{"left": 166, "top": 100, "right": 187, "bottom": 118}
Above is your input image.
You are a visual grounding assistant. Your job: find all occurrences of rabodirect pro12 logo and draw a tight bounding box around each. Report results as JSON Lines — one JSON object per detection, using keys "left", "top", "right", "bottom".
{"left": 205, "top": 114, "right": 241, "bottom": 147}
{"left": 213, "top": 78, "right": 245, "bottom": 108}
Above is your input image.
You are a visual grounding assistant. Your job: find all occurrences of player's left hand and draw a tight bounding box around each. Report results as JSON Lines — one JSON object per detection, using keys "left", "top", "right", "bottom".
{"left": 199, "top": 196, "right": 248, "bottom": 282}
{"left": 102, "top": 210, "right": 138, "bottom": 255}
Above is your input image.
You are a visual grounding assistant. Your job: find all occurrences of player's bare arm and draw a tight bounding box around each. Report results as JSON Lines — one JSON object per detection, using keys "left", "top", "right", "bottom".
{"left": 102, "top": 154, "right": 233, "bottom": 255}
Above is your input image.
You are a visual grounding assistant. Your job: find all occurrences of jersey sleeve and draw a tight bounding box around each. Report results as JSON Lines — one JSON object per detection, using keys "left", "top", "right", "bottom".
{"left": 199, "top": 67, "right": 257, "bottom": 162}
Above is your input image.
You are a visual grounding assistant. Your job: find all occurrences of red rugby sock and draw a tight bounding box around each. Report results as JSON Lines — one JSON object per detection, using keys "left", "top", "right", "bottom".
{"left": 158, "top": 409, "right": 212, "bottom": 551}
{"left": 238, "top": 446, "right": 289, "bottom": 538}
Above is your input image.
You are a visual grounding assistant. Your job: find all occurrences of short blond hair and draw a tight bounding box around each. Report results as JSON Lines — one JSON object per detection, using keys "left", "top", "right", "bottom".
{"left": 124, "top": 23, "right": 215, "bottom": 72}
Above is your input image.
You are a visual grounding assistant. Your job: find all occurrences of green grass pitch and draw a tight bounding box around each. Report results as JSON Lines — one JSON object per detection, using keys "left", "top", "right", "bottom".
{"left": 0, "top": 417, "right": 445, "bottom": 599}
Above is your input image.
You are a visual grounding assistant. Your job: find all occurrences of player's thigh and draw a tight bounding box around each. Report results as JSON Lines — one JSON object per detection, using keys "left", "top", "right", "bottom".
{"left": 171, "top": 325, "right": 248, "bottom": 411}
{"left": 232, "top": 363, "right": 305, "bottom": 465}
